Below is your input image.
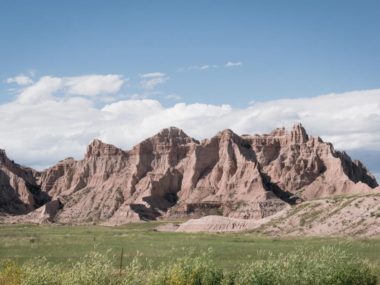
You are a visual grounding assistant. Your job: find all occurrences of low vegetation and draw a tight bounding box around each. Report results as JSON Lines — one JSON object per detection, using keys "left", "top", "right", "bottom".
{"left": 0, "top": 247, "right": 377, "bottom": 285}
{"left": 0, "top": 224, "right": 379, "bottom": 284}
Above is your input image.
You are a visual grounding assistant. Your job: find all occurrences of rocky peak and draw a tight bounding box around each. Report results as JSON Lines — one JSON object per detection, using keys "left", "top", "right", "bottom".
{"left": 56, "top": 157, "right": 76, "bottom": 165}
{"left": 152, "top": 127, "right": 196, "bottom": 145}
{"left": 269, "top": 127, "right": 287, "bottom": 137}
{"left": 158, "top": 126, "right": 186, "bottom": 137}
{"left": 288, "top": 123, "right": 309, "bottom": 144}
{"left": 217, "top": 129, "right": 240, "bottom": 142}
{"left": 85, "top": 139, "right": 125, "bottom": 158}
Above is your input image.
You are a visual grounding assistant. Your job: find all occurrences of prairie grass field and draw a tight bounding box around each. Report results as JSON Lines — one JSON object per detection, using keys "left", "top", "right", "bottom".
{"left": 0, "top": 222, "right": 379, "bottom": 269}
{"left": 0, "top": 222, "right": 379, "bottom": 284}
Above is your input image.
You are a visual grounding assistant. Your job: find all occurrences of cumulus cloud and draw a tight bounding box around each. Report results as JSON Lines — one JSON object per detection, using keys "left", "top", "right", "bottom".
{"left": 0, "top": 82, "right": 379, "bottom": 176}
{"left": 6, "top": 74, "right": 33, "bottom": 85}
{"left": 139, "top": 72, "right": 169, "bottom": 90}
{"left": 16, "top": 74, "right": 124, "bottom": 104}
{"left": 65, "top": 74, "right": 124, "bottom": 96}
{"left": 225, "top": 61, "right": 242, "bottom": 67}
{"left": 18, "top": 76, "right": 62, "bottom": 104}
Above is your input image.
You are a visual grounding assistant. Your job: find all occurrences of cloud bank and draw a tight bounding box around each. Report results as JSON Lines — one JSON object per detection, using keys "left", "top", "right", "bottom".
{"left": 0, "top": 74, "right": 379, "bottom": 179}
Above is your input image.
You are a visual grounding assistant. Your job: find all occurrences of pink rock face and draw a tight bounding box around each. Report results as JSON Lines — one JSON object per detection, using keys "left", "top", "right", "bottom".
{"left": 0, "top": 149, "right": 49, "bottom": 214}
{"left": 0, "top": 124, "right": 378, "bottom": 224}
{"left": 246, "top": 124, "right": 377, "bottom": 200}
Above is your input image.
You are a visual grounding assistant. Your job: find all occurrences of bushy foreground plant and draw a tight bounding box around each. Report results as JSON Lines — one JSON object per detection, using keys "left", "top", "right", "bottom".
{"left": 21, "top": 257, "right": 61, "bottom": 285}
{"left": 0, "top": 247, "right": 377, "bottom": 285}
{"left": 19, "top": 252, "right": 119, "bottom": 285}
{"left": 120, "top": 249, "right": 223, "bottom": 285}
{"left": 232, "top": 247, "right": 377, "bottom": 285}
{"left": 150, "top": 249, "right": 223, "bottom": 285}
{"left": 0, "top": 260, "right": 23, "bottom": 285}
{"left": 62, "top": 252, "right": 117, "bottom": 285}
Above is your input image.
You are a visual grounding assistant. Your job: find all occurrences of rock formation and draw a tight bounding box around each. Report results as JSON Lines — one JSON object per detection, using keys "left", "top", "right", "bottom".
{"left": 0, "top": 149, "right": 49, "bottom": 214}
{"left": 0, "top": 124, "right": 378, "bottom": 226}
{"left": 176, "top": 192, "right": 380, "bottom": 237}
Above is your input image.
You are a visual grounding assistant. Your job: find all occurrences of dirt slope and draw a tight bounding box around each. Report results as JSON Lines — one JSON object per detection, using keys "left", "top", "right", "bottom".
{"left": 176, "top": 193, "right": 380, "bottom": 237}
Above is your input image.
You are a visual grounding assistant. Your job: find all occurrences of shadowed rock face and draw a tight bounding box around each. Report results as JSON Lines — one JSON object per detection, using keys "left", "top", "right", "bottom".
{"left": 0, "top": 149, "right": 50, "bottom": 214}
{"left": 0, "top": 124, "right": 378, "bottom": 224}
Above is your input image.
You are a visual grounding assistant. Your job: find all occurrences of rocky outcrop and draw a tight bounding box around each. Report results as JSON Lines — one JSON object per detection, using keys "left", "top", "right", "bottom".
{"left": 176, "top": 193, "right": 380, "bottom": 237}
{"left": 0, "top": 149, "right": 50, "bottom": 214}
{"left": 0, "top": 124, "right": 378, "bottom": 225}
{"left": 259, "top": 193, "right": 380, "bottom": 237}
{"left": 3, "top": 199, "right": 63, "bottom": 224}
{"left": 245, "top": 124, "right": 377, "bottom": 200}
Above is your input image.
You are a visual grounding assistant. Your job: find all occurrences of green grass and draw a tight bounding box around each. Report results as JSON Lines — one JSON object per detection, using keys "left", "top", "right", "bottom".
{"left": 0, "top": 223, "right": 379, "bottom": 276}
{"left": 1, "top": 223, "right": 380, "bottom": 284}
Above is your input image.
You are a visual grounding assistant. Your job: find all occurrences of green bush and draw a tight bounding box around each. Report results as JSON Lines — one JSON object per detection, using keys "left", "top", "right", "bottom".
{"left": 122, "top": 254, "right": 150, "bottom": 285}
{"left": 61, "top": 252, "right": 118, "bottom": 285}
{"left": 21, "top": 257, "right": 61, "bottom": 285}
{"left": 1, "top": 247, "right": 377, "bottom": 285}
{"left": 150, "top": 250, "right": 223, "bottom": 285}
{"left": 0, "top": 260, "right": 23, "bottom": 285}
{"left": 232, "top": 247, "right": 377, "bottom": 285}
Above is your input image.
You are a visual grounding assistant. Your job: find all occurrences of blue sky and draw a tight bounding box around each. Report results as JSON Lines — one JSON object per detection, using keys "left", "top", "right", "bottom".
{"left": 0, "top": 0, "right": 379, "bottom": 180}
{"left": 1, "top": 0, "right": 380, "bottom": 105}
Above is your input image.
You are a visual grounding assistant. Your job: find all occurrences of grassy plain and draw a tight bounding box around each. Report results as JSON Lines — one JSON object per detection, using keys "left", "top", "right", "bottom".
{"left": 0, "top": 222, "right": 379, "bottom": 277}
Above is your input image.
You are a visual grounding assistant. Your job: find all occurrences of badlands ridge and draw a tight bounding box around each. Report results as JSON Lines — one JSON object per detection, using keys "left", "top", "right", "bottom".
{"left": 0, "top": 124, "right": 379, "bottom": 235}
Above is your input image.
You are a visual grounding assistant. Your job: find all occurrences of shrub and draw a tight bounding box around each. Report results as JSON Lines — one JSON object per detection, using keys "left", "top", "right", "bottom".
{"left": 2, "top": 247, "right": 377, "bottom": 285}
{"left": 231, "top": 247, "right": 377, "bottom": 285}
{"left": 122, "top": 254, "right": 151, "bottom": 285}
{"left": 21, "top": 257, "right": 61, "bottom": 285}
{"left": 20, "top": 252, "right": 120, "bottom": 285}
{"left": 0, "top": 259, "right": 23, "bottom": 285}
{"left": 150, "top": 250, "right": 223, "bottom": 285}
{"left": 62, "top": 252, "right": 119, "bottom": 285}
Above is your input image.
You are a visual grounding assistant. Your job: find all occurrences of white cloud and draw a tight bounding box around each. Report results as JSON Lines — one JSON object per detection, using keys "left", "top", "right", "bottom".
{"left": 188, "top": 65, "right": 211, "bottom": 70}
{"left": 181, "top": 61, "right": 242, "bottom": 71}
{"left": 17, "top": 76, "right": 62, "bottom": 104}
{"left": 225, "top": 61, "right": 242, "bottom": 67}
{"left": 140, "top": 72, "right": 165, "bottom": 78}
{"left": 6, "top": 74, "right": 34, "bottom": 85}
{"left": 199, "top": 65, "right": 210, "bottom": 70}
{"left": 187, "top": 64, "right": 220, "bottom": 71}
{"left": 15, "top": 74, "right": 124, "bottom": 104}
{"left": 0, "top": 81, "right": 380, "bottom": 177}
{"left": 139, "top": 72, "right": 169, "bottom": 90}
{"left": 65, "top": 74, "right": 124, "bottom": 96}
{"left": 128, "top": 93, "right": 147, "bottom": 100}
{"left": 165, "top": 94, "right": 181, "bottom": 100}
